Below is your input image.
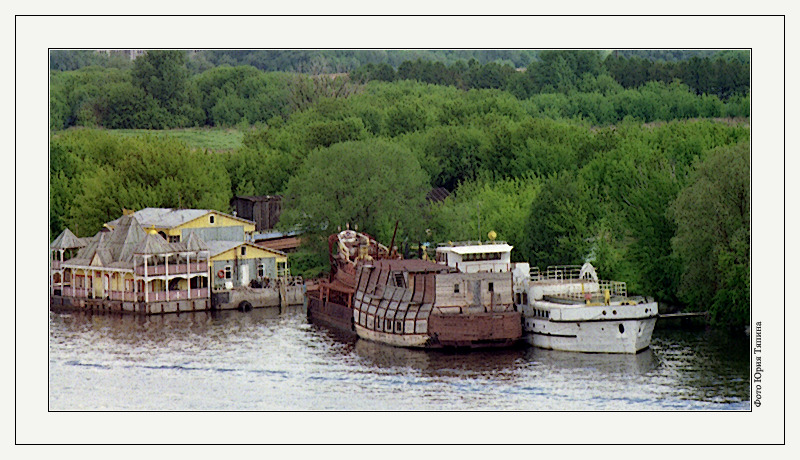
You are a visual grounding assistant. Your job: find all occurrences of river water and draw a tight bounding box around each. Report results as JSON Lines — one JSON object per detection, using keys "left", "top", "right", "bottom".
{"left": 48, "top": 305, "right": 750, "bottom": 411}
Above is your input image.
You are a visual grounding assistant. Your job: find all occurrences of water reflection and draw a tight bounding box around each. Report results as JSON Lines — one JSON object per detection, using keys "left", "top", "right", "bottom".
{"left": 528, "top": 347, "right": 658, "bottom": 375}
{"left": 353, "top": 338, "right": 528, "bottom": 375}
{"left": 49, "top": 307, "right": 750, "bottom": 410}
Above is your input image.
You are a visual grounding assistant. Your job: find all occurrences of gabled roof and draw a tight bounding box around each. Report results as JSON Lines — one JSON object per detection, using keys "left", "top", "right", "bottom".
{"left": 51, "top": 228, "right": 86, "bottom": 250}
{"left": 106, "top": 208, "right": 255, "bottom": 230}
{"left": 182, "top": 231, "right": 209, "bottom": 251}
{"left": 207, "top": 240, "right": 286, "bottom": 258}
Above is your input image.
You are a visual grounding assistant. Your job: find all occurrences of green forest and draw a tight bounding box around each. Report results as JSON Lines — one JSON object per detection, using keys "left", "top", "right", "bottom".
{"left": 50, "top": 50, "right": 751, "bottom": 330}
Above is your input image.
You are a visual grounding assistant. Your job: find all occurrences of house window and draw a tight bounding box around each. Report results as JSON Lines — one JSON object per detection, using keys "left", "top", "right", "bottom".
{"left": 488, "top": 282, "right": 494, "bottom": 292}
{"left": 209, "top": 215, "right": 215, "bottom": 224}
{"left": 257, "top": 263, "right": 265, "bottom": 278}
{"left": 224, "top": 265, "right": 232, "bottom": 279}
{"left": 169, "top": 235, "right": 180, "bottom": 243}
{"left": 454, "top": 283, "right": 460, "bottom": 293}
{"left": 241, "top": 246, "right": 246, "bottom": 256}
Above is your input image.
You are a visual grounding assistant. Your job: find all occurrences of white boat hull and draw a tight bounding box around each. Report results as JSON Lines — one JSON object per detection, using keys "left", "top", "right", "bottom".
{"left": 523, "top": 301, "right": 658, "bottom": 354}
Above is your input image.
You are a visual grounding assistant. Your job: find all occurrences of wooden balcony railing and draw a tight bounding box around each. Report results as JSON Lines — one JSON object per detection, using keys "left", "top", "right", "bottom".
{"left": 135, "top": 262, "right": 208, "bottom": 276}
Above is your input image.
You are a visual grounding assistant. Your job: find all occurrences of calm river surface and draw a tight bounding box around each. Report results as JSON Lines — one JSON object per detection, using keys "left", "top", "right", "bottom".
{"left": 48, "top": 305, "right": 750, "bottom": 411}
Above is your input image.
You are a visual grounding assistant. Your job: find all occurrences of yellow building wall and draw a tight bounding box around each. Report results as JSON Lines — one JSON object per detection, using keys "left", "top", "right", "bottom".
{"left": 167, "top": 212, "right": 256, "bottom": 237}
{"left": 210, "top": 244, "right": 287, "bottom": 264}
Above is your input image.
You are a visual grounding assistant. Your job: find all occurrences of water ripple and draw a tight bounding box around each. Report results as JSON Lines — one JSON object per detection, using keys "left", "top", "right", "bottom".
{"left": 49, "top": 308, "right": 750, "bottom": 411}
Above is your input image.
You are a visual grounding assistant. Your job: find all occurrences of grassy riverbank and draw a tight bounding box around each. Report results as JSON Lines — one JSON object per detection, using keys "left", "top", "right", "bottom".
{"left": 98, "top": 127, "right": 244, "bottom": 152}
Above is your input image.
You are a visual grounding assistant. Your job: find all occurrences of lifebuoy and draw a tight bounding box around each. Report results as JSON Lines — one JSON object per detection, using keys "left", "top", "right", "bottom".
{"left": 217, "top": 270, "right": 225, "bottom": 278}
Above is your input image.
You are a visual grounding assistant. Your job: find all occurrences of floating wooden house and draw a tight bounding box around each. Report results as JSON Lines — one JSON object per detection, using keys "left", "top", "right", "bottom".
{"left": 50, "top": 215, "right": 211, "bottom": 314}
{"left": 51, "top": 208, "right": 301, "bottom": 314}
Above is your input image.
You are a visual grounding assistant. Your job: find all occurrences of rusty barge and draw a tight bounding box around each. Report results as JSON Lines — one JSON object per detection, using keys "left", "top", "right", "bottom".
{"left": 307, "top": 230, "right": 522, "bottom": 348}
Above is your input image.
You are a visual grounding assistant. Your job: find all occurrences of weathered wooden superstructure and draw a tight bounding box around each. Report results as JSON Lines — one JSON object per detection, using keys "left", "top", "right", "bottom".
{"left": 307, "top": 230, "right": 522, "bottom": 348}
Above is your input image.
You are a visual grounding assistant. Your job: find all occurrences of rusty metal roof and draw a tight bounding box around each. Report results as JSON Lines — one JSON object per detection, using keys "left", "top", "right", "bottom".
{"left": 367, "top": 259, "right": 454, "bottom": 273}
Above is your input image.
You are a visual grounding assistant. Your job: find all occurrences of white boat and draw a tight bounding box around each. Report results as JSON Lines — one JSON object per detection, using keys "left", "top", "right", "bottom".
{"left": 511, "top": 262, "right": 658, "bottom": 354}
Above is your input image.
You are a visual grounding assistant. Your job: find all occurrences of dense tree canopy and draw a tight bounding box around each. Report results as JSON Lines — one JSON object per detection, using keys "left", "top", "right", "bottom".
{"left": 671, "top": 142, "right": 750, "bottom": 328}
{"left": 50, "top": 130, "right": 230, "bottom": 237}
{"left": 279, "top": 139, "right": 430, "bottom": 245}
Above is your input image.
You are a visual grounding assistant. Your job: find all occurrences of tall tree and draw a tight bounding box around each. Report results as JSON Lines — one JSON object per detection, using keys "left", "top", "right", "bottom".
{"left": 279, "top": 139, "right": 430, "bottom": 249}
{"left": 670, "top": 141, "right": 750, "bottom": 328}
{"left": 521, "top": 171, "right": 592, "bottom": 268}
{"left": 131, "top": 50, "right": 189, "bottom": 112}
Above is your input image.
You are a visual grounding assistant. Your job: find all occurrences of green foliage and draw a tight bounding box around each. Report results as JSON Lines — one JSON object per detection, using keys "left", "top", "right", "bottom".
{"left": 527, "top": 50, "right": 606, "bottom": 94}
{"left": 279, "top": 139, "right": 430, "bottom": 251}
{"left": 192, "top": 66, "right": 293, "bottom": 126}
{"left": 428, "top": 175, "right": 540, "bottom": 261}
{"left": 50, "top": 50, "right": 111, "bottom": 71}
{"left": 604, "top": 54, "right": 750, "bottom": 100}
{"left": 288, "top": 240, "right": 330, "bottom": 279}
{"left": 50, "top": 129, "right": 231, "bottom": 236}
{"left": 670, "top": 142, "right": 750, "bottom": 328}
{"left": 521, "top": 171, "right": 593, "bottom": 268}
{"left": 131, "top": 50, "right": 189, "bottom": 112}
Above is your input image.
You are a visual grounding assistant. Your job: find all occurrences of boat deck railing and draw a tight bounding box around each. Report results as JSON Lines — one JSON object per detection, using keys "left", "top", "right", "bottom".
{"left": 530, "top": 265, "right": 628, "bottom": 299}
{"left": 437, "top": 240, "right": 508, "bottom": 247}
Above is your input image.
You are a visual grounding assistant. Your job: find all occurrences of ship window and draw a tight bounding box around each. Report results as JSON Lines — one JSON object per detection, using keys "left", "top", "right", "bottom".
{"left": 488, "top": 282, "right": 494, "bottom": 292}
{"left": 257, "top": 263, "right": 265, "bottom": 278}
{"left": 224, "top": 265, "right": 232, "bottom": 279}
{"left": 241, "top": 246, "right": 247, "bottom": 256}
{"left": 454, "top": 283, "right": 460, "bottom": 293}
{"left": 386, "top": 319, "right": 392, "bottom": 331}
{"left": 393, "top": 272, "right": 405, "bottom": 288}
{"left": 209, "top": 215, "right": 215, "bottom": 224}
{"left": 395, "top": 321, "right": 402, "bottom": 333}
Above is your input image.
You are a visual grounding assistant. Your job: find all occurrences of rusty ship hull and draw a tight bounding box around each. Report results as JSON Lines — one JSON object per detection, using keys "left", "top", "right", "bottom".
{"left": 350, "top": 259, "right": 521, "bottom": 349}
{"left": 306, "top": 230, "right": 522, "bottom": 349}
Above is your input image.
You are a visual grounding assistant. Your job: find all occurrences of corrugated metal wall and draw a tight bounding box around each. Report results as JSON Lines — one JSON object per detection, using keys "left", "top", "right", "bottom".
{"left": 183, "top": 226, "right": 244, "bottom": 242}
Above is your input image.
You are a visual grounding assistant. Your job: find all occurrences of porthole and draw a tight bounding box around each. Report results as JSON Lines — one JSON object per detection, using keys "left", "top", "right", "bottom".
{"left": 602, "top": 310, "right": 607, "bottom": 315}
{"left": 612, "top": 310, "right": 617, "bottom": 315}
{"left": 618, "top": 324, "right": 625, "bottom": 334}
